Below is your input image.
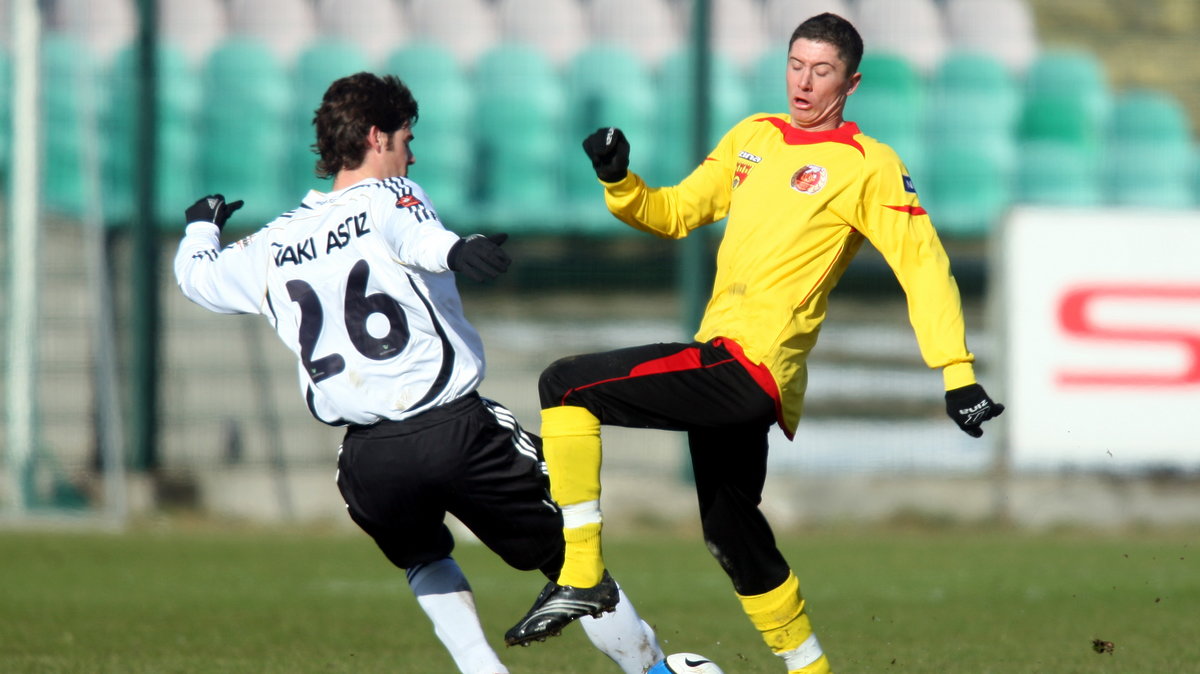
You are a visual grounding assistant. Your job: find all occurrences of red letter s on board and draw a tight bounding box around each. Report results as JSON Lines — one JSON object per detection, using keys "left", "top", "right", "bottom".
{"left": 1057, "top": 285, "right": 1200, "bottom": 387}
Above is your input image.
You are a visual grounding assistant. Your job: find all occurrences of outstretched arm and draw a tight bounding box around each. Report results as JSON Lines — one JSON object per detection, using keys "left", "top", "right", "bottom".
{"left": 174, "top": 194, "right": 267, "bottom": 315}
{"left": 857, "top": 158, "right": 1004, "bottom": 436}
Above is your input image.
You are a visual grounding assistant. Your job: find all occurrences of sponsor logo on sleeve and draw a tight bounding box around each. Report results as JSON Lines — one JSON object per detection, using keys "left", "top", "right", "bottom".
{"left": 902, "top": 174, "right": 916, "bottom": 193}
{"left": 395, "top": 194, "right": 423, "bottom": 209}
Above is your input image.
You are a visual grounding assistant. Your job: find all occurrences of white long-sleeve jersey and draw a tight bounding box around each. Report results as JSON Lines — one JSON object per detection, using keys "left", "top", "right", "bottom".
{"left": 174, "top": 177, "right": 486, "bottom": 426}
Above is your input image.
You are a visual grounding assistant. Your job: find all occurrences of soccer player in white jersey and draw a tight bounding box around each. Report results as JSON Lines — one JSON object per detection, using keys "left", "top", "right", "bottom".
{"left": 174, "top": 72, "right": 665, "bottom": 674}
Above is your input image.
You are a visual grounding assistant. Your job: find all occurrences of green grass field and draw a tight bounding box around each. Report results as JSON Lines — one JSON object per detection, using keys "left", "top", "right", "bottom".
{"left": 2, "top": 521, "right": 1197, "bottom": 673}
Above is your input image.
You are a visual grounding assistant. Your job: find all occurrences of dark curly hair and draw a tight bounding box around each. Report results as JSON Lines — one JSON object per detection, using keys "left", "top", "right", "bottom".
{"left": 789, "top": 13, "right": 864, "bottom": 75}
{"left": 312, "top": 72, "right": 419, "bottom": 179}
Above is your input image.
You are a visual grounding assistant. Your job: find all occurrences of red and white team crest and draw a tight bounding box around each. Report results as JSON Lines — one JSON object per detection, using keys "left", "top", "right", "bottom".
{"left": 733, "top": 150, "right": 761, "bottom": 189}
{"left": 790, "top": 164, "right": 827, "bottom": 194}
{"left": 733, "top": 161, "right": 754, "bottom": 188}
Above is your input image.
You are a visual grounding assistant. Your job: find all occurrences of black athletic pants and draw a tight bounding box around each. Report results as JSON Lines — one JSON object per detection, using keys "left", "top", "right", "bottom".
{"left": 540, "top": 339, "right": 791, "bottom": 596}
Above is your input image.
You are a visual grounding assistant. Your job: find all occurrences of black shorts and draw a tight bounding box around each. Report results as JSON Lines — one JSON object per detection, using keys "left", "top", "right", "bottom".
{"left": 539, "top": 339, "right": 777, "bottom": 430}
{"left": 336, "top": 392, "right": 564, "bottom": 573}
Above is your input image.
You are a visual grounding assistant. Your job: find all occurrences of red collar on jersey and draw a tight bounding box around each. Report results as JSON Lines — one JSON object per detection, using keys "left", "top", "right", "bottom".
{"left": 755, "top": 117, "right": 865, "bottom": 156}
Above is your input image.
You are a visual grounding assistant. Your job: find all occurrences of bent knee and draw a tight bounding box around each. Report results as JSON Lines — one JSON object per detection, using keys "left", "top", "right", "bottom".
{"left": 539, "top": 355, "right": 581, "bottom": 407}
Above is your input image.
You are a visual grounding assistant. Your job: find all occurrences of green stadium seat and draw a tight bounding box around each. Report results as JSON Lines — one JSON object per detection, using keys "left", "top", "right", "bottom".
{"left": 1017, "top": 94, "right": 1102, "bottom": 161}
{"left": 1020, "top": 51, "right": 1112, "bottom": 198}
{"left": 925, "top": 51, "right": 1019, "bottom": 170}
{"left": 650, "top": 48, "right": 751, "bottom": 187}
{"left": 471, "top": 43, "right": 567, "bottom": 232}
{"left": 855, "top": 51, "right": 926, "bottom": 99}
{"left": 384, "top": 42, "right": 476, "bottom": 228}
{"left": 1104, "top": 143, "right": 1193, "bottom": 208}
{"left": 386, "top": 43, "right": 471, "bottom": 130}
{"left": 926, "top": 95, "right": 1018, "bottom": 172}
{"left": 930, "top": 51, "right": 1019, "bottom": 101}
{"left": 102, "top": 42, "right": 203, "bottom": 226}
{"left": 198, "top": 38, "right": 295, "bottom": 229}
{"left": 1023, "top": 49, "right": 1112, "bottom": 131}
{"left": 563, "top": 44, "right": 657, "bottom": 231}
{"left": 1102, "top": 89, "right": 1194, "bottom": 208}
{"left": 289, "top": 39, "right": 371, "bottom": 196}
{"left": 921, "top": 144, "right": 1011, "bottom": 238}
{"left": 41, "top": 34, "right": 103, "bottom": 218}
{"left": 1108, "top": 89, "right": 1191, "bottom": 145}
{"left": 1014, "top": 140, "right": 1101, "bottom": 206}
{"left": 844, "top": 52, "right": 927, "bottom": 178}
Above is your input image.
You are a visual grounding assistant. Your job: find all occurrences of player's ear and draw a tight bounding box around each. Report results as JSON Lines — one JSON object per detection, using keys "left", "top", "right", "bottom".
{"left": 845, "top": 71, "right": 862, "bottom": 97}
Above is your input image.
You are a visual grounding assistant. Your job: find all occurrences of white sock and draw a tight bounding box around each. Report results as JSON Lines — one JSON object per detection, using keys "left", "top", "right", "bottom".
{"left": 408, "top": 558, "right": 509, "bottom": 674}
{"left": 580, "top": 586, "right": 666, "bottom": 674}
{"left": 778, "top": 633, "right": 825, "bottom": 671}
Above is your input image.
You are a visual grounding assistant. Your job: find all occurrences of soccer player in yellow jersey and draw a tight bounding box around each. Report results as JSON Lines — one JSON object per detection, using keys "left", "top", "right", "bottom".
{"left": 505, "top": 13, "right": 1004, "bottom": 673}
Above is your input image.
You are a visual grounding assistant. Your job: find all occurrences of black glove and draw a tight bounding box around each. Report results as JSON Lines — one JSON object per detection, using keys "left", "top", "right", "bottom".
{"left": 185, "top": 194, "right": 244, "bottom": 231}
{"left": 448, "top": 233, "right": 511, "bottom": 282}
{"left": 581, "top": 127, "right": 630, "bottom": 182}
{"left": 945, "top": 384, "right": 1005, "bottom": 438}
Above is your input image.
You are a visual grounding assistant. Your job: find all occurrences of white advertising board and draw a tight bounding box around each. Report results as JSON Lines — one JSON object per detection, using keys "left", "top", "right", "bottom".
{"left": 1000, "top": 208, "right": 1200, "bottom": 470}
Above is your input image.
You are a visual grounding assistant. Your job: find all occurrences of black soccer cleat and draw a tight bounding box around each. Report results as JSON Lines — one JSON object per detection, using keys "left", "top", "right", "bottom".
{"left": 504, "top": 571, "right": 620, "bottom": 646}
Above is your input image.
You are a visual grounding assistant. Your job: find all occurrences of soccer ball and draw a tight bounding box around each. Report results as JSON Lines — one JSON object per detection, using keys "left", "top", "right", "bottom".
{"left": 647, "top": 652, "right": 726, "bottom": 674}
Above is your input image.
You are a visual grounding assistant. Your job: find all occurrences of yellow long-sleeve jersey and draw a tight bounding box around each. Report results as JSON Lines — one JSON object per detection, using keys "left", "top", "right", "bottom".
{"left": 602, "top": 114, "right": 976, "bottom": 436}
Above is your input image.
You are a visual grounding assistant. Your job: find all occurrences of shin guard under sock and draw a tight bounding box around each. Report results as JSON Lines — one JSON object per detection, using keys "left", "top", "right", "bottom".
{"left": 542, "top": 406, "right": 604, "bottom": 587}
{"left": 737, "top": 571, "right": 831, "bottom": 673}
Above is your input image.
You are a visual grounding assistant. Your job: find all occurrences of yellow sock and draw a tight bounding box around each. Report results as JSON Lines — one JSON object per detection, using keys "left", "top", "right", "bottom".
{"left": 738, "top": 572, "right": 832, "bottom": 674}
{"left": 560, "top": 522, "right": 604, "bottom": 588}
{"left": 542, "top": 406, "right": 605, "bottom": 587}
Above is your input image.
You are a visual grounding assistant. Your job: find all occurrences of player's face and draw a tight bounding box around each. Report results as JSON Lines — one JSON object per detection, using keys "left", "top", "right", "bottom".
{"left": 785, "top": 38, "right": 860, "bottom": 131}
{"left": 382, "top": 123, "right": 415, "bottom": 178}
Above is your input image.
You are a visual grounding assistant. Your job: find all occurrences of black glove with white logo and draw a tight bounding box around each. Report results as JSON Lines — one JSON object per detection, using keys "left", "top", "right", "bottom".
{"left": 945, "top": 384, "right": 1005, "bottom": 438}
{"left": 185, "top": 194, "right": 244, "bottom": 231}
{"left": 448, "top": 233, "right": 511, "bottom": 282}
{"left": 581, "top": 127, "right": 630, "bottom": 182}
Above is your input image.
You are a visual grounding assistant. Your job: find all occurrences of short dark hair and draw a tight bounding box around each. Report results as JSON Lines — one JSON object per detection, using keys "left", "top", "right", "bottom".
{"left": 789, "top": 13, "right": 864, "bottom": 75}
{"left": 312, "top": 72, "right": 419, "bottom": 179}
